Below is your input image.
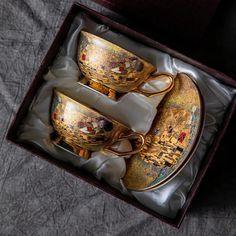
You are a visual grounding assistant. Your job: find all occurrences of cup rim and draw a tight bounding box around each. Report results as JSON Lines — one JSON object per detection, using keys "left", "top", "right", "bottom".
{"left": 80, "top": 30, "right": 156, "bottom": 71}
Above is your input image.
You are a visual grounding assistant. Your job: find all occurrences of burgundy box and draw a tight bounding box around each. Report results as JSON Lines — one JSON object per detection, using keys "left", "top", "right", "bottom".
{"left": 6, "top": 1, "right": 236, "bottom": 227}
{"left": 92, "top": 0, "right": 222, "bottom": 49}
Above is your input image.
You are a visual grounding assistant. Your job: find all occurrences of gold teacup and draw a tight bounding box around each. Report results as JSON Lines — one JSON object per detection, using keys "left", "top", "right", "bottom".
{"left": 77, "top": 31, "right": 174, "bottom": 99}
{"left": 51, "top": 89, "right": 145, "bottom": 158}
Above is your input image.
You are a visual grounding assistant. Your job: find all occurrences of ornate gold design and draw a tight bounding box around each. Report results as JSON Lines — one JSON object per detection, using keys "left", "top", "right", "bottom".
{"left": 122, "top": 74, "right": 204, "bottom": 191}
{"left": 51, "top": 89, "right": 145, "bottom": 158}
{"left": 77, "top": 31, "right": 174, "bottom": 99}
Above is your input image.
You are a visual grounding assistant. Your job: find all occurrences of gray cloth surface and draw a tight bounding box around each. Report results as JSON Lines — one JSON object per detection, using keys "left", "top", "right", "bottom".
{"left": 0, "top": 0, "right": 236, "bottom": 235}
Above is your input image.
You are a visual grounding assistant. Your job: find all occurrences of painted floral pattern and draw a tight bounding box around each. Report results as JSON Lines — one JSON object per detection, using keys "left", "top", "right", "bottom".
{"left": 78, "top": 31, "right": 154, "bottom": 93}
{"left": 51, "top": 91, "right": 114, "bottom": 151}
{"left": 123, "top": 74, "right": 203, "bottom": 191}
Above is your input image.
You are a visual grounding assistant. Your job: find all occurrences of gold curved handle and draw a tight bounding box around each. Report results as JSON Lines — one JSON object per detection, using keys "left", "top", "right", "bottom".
{"left": 135, "top": 73, "right": 174, "bottom": 97}
{"left": 103, "top": 132, "right": 145, "bottom": 156}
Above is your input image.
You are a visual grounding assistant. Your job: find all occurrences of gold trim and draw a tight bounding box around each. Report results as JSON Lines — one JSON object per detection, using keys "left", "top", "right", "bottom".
{"left": 51, "top": 89, "right": 145, "bottom": 157}
{"left": 122, "top": 73, "right": 205, "bottom": 191}
{"left": 77, "top": 31, "right": 175, "bottom": 99}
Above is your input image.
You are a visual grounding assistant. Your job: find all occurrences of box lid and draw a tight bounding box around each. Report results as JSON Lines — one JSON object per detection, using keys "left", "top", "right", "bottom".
{"left": 92, "top": 0, "right": 221, "bottom": 49}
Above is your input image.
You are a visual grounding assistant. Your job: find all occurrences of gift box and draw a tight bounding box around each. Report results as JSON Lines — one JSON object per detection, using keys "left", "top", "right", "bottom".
{"left": 6, "top": 1, "right": 236, "bottom": 228}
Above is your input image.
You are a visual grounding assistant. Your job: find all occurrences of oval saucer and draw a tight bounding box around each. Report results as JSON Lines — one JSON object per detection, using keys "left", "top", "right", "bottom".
{"left": 122, "top": 73, "right": 204, "bottom": 191}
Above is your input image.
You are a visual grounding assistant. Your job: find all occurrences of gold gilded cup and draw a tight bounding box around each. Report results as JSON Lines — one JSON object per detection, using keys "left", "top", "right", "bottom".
{"left": 77, "top": 31, "right": 174, "bottom": 99}
{"left": 51, "top": 89, "right": 145, "bottom": 158}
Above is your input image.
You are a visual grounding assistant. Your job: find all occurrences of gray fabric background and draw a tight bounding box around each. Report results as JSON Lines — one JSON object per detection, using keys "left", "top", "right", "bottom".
{"left": 0, "top": 0, "right": 236, "bottom": 235}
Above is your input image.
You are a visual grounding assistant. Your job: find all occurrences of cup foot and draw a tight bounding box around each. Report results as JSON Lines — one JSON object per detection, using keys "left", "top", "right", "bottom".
{"left": 52, "top": 134, "right": 91, "bottom": 159}
{"left": 88, "top": 80, "right": 117, "bottom": 100}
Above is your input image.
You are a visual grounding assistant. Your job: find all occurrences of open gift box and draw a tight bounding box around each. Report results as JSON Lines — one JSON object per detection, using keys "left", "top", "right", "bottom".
{"left": 6, "top": 1, "right": 236, "bottom": 227}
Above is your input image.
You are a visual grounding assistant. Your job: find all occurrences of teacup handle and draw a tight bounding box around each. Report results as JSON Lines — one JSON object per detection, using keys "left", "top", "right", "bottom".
{"left": 103, "top": 132, "right": 145, "bottom": 156}
{"left": 135, "top": 73, "right": 174, "bottom": 97}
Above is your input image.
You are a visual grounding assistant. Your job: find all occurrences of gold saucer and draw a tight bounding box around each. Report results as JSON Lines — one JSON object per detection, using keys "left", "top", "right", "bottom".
{"left": 122, "top": 73, "right": 204, "bottom": 191}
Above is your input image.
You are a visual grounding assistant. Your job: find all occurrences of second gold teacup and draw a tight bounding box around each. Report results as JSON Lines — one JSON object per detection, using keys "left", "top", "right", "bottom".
{"left": 78, "top": 31, "right": 174, "bottom": 99}
{"left": 51, "top": 89, "right": 145, "bottom": 158}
